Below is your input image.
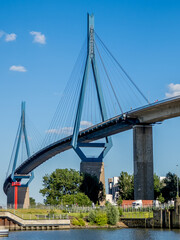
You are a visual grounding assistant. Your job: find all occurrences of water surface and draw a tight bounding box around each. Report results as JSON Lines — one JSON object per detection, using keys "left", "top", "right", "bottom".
{"left": 4, "top": 228, "right": 180, "bottom": 240}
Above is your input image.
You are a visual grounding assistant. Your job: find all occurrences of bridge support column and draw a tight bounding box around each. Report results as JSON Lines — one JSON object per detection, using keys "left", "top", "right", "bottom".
{"left": 7, "top": 186, "right": 29, "bottom": 209}
{"left": 80, "top": 161, "right": 105, "bottom": 187}
{"left": 133, "top": 125, "right": 154, "bottom": 200}
{"left": 80, "top": 161, "right": 106, "bottom": 205}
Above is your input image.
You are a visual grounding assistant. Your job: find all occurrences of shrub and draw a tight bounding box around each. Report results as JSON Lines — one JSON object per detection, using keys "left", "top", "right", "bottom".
{"left": 88, "top": 210, "right": 107, "bottom": 226}
{"left": 62, "top": 209, "right": 68, "bottom": 213}
{"left": 47, "top": 209, "right": 56, "bottom": 218}
{"left": 71, "top": 217, "right": 85, "bottom": 226}
{"left": 118, "top": 207, "right": 123, "bottom": 217}
{"left": 88, "top": 210, "right": 96, "bottom": 223}
{"left": 62, "top": 193, "right": 92, "bottom": 206}
{"left": 72, "top": 218, "right": 80, "bottom": 226}
{"left": 95, "top": 211, "right": 107, "bottom": 226}
{"left": 77, "top": 218, "right": 85, "bottom": 226}
{"left": 106, "top": 205, "right": 119, "bottom": 225}
{"left": 117, "top": 196, "right": 123, "bottom": 206}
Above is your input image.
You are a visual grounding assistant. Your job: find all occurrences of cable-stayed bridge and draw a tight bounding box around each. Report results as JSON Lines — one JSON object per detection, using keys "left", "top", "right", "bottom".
{"left": 4, "top": 14, "right": 180, "bottom": 208}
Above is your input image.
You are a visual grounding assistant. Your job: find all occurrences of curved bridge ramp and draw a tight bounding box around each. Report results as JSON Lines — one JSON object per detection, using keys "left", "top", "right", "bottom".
{"left": 0, "top": 212, "right": 70, "bottom": 231}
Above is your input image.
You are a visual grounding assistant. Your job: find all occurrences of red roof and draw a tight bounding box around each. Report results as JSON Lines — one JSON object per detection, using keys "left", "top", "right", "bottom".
{"left": 121, "top": 200, "right": 134, "bottom": 207}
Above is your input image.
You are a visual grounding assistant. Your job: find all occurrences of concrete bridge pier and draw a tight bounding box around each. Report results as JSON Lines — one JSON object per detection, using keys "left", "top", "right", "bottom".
{"left": 80, "top": 161, "right": 105, "bottom": 188}
{"left": 133, "top": 125, "right": 154, "bottom": 200}
{"left": 7, "top": 186, "right": 29, "bottom": 209}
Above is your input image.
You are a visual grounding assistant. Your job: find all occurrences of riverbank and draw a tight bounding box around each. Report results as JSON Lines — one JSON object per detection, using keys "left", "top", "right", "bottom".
{"left": 0, "top": 198, "right": 180, "bottom": 231}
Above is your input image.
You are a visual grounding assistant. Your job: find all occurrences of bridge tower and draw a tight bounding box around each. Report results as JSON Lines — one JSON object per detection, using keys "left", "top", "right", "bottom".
{"left": 71, "top": 14, "right": 112, "bottom": 197}
{"left": 7, "top": 102, "right": 34, "bottom": 209}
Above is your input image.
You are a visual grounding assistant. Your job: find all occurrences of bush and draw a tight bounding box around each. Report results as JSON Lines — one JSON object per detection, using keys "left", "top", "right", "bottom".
{"left": 106, "top": 205, "right": 119, "bottom": 225}
{"left": 78, "top": 218, "right": 85, "bottom": 226}
{"left": 117, "top": 196, "right": 122, "bottom": 206}
{"left": 62, "top": 209, "right": 68, "bottom": 213}
{"left": 62, "top": 193, "right": 92, "bottom": 206}
{"left": 72, "top": 218, "right": 80, "bottom": 226}
{"left": 95, "top": 211, "right": 107, "bottom": 226}
{"left": 88, "top": 210, "right": 96, "bottom": 223}
{"left": 118, "top": 207, "right": 123, "bottom": 217}
{"left": 71, "top": 217, "right": 85, "bottom": 226}
{"left": 47, "top": 209, "right": 56, "bottom": 218}
{"left": 88, "top": 210, "right": 107, "bottom": 226}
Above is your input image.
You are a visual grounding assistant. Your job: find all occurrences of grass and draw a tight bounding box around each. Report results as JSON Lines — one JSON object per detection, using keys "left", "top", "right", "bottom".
{"left": 121, "top": 211, "right": 153, "bottom": 218}
{"left": 0, "top": 208, "right": 89, "bottom": 220}
{"left": 67, "top": 212, "right": 89, "bottom": 218}
{"left": 0, "top": 208, "right": 66, "bottom": 220}
{"left": 0, "top": 208, "right": 153, "bottom": 220}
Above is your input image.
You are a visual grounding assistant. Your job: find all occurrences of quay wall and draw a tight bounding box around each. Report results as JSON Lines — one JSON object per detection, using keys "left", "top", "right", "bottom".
{"left": 0, "top": 212, "right": 70, "bottom": 231}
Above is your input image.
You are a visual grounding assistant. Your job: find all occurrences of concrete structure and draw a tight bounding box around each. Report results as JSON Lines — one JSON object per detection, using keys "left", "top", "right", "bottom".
{"left": 0, "top": 212, "right": 70, "bottom": 231}
{"left": 153, "top": 198, "right": 180, "bottom": 229}
{"left": 7, "top": 186, "right": 29, "bottom": 209}
{"left": 80, "top": 161, "right": 105, "bottom": 205}
{"left": 133, "top": 125, "right": 154, "bottom": 200}
{"left": 80, "top": 161, "right": 105, "bottom": 187}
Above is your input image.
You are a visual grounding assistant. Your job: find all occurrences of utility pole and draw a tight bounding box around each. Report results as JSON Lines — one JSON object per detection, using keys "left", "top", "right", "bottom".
{"left": 176, "top": 164, "right": 179, "bottom": 198}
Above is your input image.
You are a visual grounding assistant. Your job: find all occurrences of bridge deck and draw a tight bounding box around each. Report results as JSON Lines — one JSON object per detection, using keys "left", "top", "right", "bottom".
{"left": 4, "top": 96, "right": 180, "bottom": 194}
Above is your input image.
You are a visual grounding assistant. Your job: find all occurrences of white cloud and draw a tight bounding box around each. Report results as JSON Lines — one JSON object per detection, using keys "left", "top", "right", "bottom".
{"left": 80, "top": 121, "right": 93, "bottom": 127}
{"left": 5, "top": 33, "right": 17, "bottom": 42}
{"left": 46, "top": 127, "right": 73, "bottom": 136}
{"left": 30, "top": 31, "right": 46, "bottom": 44}
{"left": 165, "top": 83, "right": 180, "bottom": 98}
{"left": 46, "top": 121, "right": 93, "bottom": 136}
{"left": 9, "top": 65, "right": 27, "bottom": 72}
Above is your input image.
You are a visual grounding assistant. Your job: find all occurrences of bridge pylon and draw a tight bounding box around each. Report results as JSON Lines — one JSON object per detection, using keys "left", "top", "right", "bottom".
{"left": 7, "top": 102, "right": 34, "bottom": 209}
{"left": 71, "top": 14, "right": 112, "bottom": 198}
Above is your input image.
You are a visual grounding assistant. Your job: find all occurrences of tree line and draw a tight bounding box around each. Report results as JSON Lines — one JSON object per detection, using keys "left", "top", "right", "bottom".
{"left": 39, "top": 168, "right": 180, "bottom": 206}
{"left": 118, "top": 171, "right": 180, "bottom": 202}
{"left": 39, "top": 168, "right": 105, "bottom": 206}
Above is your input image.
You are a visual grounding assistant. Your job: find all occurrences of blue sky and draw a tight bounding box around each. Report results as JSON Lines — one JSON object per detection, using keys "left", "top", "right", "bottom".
{"left": 1, "top": 0, "right": 180, "bottom": 205}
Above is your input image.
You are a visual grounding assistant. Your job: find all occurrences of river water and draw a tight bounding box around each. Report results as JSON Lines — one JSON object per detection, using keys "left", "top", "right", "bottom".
{"left": 3, "top": 229, "right": 180, "bottom": 240}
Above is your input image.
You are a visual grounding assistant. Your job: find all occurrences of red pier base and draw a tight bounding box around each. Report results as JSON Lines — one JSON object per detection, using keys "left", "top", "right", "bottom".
{"left": 11, "top": 182, "right": 21, "bottom": 209}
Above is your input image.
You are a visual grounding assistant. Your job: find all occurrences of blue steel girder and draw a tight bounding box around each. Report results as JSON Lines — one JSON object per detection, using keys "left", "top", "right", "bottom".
{"left": 11, "top": 102, "right": 34, "bottom": 186}
{"left": 71, "top": 13, "right": 112, "bottom": 162}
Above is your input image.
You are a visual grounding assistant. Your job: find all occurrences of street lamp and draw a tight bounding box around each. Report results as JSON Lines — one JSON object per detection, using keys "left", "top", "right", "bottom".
{"left": 176, "top": 164, "right": 179, "bottom": 198}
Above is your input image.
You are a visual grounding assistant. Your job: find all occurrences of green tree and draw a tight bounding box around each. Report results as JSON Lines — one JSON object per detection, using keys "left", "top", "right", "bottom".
{"left": 154, "top": 173, "right": 163, "bottom": 199}
{"left": 118, "top": 171, "right": 134, "bottom": 200}
{"left": 40, "top": 168, "right": 82, "bottom": 205}
{"left": 80, "top": 173, "right": 105, "bottom": 204}
{"left": 29, "top": 197, "right": 36, "bottom": 207}
{"left": 106, "top": 204, "right": 119, "bottom": 225}
{"left": 157, "top": 193, "right": 165, "bottom": 203}
{"left": 117, "top": 196, "right": 122, "bottom": 206}
{"left": 161, "top": 172, "right": 180, "bottom": 201}
{"left": 62, "top": 193, "right": 92, "bottom": 206}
